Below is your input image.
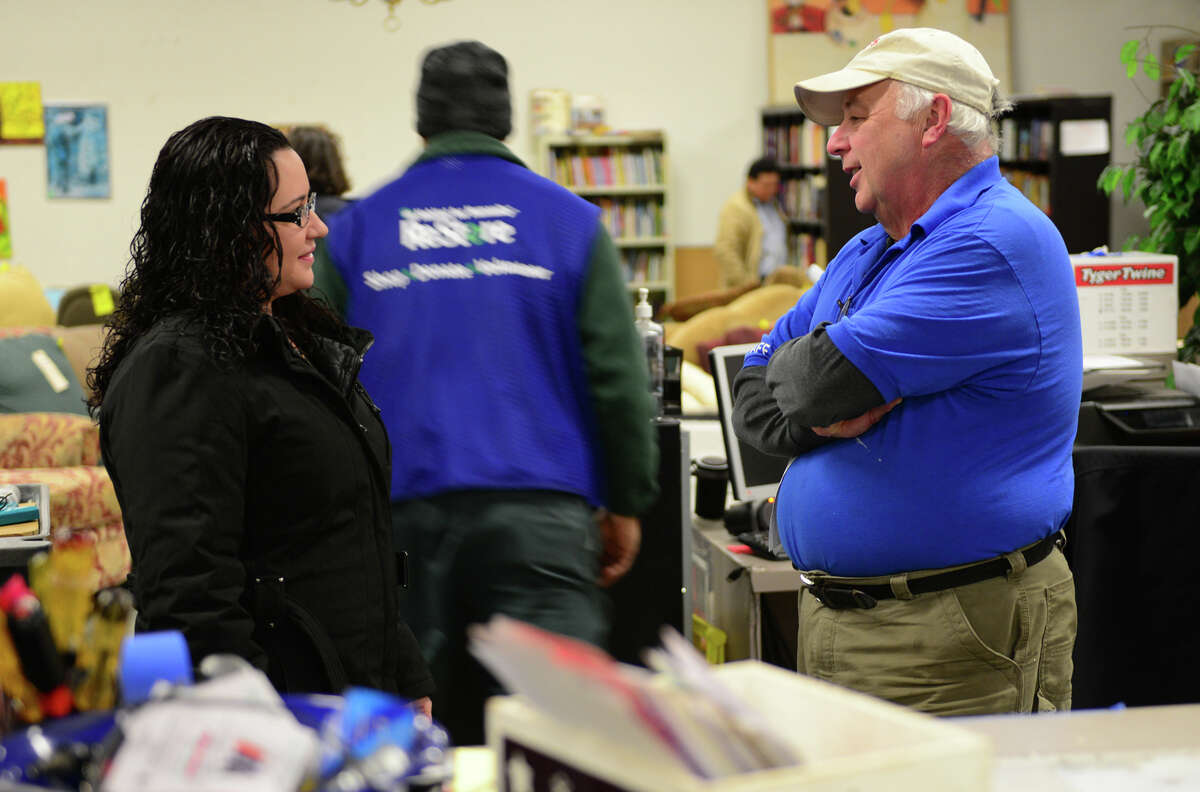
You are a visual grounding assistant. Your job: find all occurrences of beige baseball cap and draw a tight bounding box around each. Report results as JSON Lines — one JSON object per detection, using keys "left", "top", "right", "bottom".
{"left": 793, "top": 27, "right": 999, "bottom": 126}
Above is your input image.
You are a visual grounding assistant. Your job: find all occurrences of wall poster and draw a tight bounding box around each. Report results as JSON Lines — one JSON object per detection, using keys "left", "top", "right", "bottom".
{"left": 0, "top": 82, "right": 46, "bottom": 143}
{"left": 766, "top": 1, "right": 1012, "bottom": 107}
{"left": 44, "top": 104, "right": 111, "bottom": 199}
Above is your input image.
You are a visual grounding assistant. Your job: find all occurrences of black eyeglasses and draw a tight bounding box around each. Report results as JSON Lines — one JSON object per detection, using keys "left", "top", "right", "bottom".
{"left": 266, "top": 192, "right": 317, "bottom": 228}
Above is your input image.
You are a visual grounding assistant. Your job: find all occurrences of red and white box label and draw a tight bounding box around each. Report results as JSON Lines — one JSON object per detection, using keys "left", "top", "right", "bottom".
{"left": 1072, "top": 252, "right": 1178, "bottom": 356}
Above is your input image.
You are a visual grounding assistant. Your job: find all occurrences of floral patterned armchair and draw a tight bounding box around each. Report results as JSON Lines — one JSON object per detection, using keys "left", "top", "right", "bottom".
{"left": 0, "top": 325, "right": 128, "bottom": 587}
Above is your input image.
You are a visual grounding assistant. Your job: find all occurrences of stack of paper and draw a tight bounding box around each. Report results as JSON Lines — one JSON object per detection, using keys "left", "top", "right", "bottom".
{"left": 1082, "top": 354, "right": 1166, "bottom": 392}
{"left": 1173, "top": 361, "right": 1200, "bottom": 398}
{"left": 469, "top": 616, "right": 802, "bottom": 780}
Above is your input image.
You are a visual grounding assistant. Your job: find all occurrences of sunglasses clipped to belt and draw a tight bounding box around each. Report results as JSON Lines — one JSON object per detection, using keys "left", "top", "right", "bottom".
{"left": 799, "top": 530, "right": 1066, "bottom": 610}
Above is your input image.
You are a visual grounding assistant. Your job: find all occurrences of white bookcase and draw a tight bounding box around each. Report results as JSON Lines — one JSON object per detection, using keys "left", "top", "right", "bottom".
{"left": 539, "top": 132, "right": 673, "bottom": 303}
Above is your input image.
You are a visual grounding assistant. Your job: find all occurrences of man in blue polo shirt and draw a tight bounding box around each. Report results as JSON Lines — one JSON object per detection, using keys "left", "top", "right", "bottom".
{"left": 733, "top": 27, "right": 1082, "bottom": 715}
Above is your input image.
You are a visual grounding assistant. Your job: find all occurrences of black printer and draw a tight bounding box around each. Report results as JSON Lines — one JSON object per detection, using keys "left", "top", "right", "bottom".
{"left": 1078, "top": 383, "right": 1200, "bottom": 445}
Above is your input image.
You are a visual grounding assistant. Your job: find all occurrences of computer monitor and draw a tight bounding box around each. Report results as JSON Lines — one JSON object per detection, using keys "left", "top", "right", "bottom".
{"left": 708, "top": 343, "right": 792, "bottom": 503}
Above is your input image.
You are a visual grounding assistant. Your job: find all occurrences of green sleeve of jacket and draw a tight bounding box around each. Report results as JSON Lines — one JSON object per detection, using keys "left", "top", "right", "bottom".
{"left": 578, "top": 225, "right": 661, "bottom": 516}
{"left": 309, "top": 237, "right": 348, "bottom": 319}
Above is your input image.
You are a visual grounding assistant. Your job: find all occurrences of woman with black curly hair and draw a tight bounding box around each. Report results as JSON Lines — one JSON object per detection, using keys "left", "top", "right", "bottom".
{"left": 89, "top": 116, "right": 433, "bottom": 713}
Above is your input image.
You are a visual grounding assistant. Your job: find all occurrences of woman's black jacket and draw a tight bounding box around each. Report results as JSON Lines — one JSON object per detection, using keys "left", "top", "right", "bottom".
{"left": 100, "top": 313, "right": 434, "bottom": 698}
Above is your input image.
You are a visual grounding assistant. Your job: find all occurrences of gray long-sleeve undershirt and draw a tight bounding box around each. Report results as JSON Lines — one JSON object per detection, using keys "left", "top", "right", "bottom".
{"left": 732, "top": 323, "right": 884, "bottom": 458}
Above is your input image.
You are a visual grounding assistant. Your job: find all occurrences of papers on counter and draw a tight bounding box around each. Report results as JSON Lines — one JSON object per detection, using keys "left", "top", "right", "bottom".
{"left": 1083, "top": 354, "right": 1167, "bottom": 393}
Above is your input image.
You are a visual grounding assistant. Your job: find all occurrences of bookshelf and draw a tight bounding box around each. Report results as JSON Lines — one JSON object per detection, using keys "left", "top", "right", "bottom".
{"left": 998, "top": 94, "right": 1112, "bottom": 254}
{"left": 539, "top": 132, "right": 673, "bottom": 303}
{"left": 761, "top": 107, "right": 873, "bottom": 268}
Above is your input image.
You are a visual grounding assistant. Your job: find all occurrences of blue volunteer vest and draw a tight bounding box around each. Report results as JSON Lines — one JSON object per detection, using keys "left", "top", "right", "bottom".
{"left": 327, "top": 153, "right": 606, "bottom": 504}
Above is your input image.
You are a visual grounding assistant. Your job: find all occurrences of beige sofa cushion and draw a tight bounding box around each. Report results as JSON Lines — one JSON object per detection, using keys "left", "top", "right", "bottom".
{"left": 0, "top": 413, "right": 100, "bottom": 467}
{"left": 51, "top": 324, "right": 106, "bottom": 400}
{"left": 0, "top": 265, "right": 55, "bottom": 327}
{"left": 665, "top": 283, "right": 805, "bottom": 367}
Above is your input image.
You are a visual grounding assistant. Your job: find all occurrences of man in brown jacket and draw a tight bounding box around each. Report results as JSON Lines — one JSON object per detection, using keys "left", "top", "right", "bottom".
{"left": 714, "top": 157, "right": 788, "bottom": 288}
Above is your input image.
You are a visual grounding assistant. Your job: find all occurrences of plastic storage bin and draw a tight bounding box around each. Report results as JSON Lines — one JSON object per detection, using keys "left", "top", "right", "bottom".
{"left": 486, "top": 660, "right": 992, "bottom": 791}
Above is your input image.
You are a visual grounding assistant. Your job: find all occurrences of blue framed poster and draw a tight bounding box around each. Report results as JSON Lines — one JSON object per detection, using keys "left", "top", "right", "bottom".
{"left": 44, "top": 104, "right": 110, "bottom": 199}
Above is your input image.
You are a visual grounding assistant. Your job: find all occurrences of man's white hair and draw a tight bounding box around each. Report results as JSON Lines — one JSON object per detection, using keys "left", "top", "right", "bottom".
{"left": 892, "top": 81, "right": 1012, "bottom": 154}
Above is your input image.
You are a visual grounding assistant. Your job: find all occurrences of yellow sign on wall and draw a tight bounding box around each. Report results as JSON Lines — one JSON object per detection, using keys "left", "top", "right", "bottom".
{"left": 0, "top": 82, "right": 46, "bottom": 143}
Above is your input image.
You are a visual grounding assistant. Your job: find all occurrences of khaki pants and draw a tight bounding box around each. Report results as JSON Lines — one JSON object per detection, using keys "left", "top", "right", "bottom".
{"left": 797, "top": 548, "right": 1076, "bottom": 716}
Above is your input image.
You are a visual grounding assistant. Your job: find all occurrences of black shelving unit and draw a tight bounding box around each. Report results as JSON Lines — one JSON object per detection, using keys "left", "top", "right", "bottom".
{"left": 765, "top": 95, "right": 1113, "bottom": 260}
{"left": 999, "top": 94, "right": 1112, "bottom": 254}
{"left": 761, "top": 106, "right": 874, "bottom": 265}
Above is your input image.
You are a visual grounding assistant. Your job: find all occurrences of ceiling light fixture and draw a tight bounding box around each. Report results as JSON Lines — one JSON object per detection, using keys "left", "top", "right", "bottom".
{"left": 331, "top": 0, "right": 454, "bottom": 32}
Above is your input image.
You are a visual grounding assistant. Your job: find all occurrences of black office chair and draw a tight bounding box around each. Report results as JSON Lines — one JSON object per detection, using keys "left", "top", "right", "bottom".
{"left": 1065, "top": 444, "right": 1200, "bottom": 709}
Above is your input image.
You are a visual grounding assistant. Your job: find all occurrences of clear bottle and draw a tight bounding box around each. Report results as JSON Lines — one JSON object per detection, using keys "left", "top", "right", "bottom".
{"left": 634, "top": 287, "right": 664, "bottom": 416}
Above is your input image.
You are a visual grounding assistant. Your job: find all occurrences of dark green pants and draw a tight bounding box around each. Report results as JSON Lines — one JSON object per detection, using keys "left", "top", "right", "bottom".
{"left": 392, "top": 490, "right": 607, "bottom": 746}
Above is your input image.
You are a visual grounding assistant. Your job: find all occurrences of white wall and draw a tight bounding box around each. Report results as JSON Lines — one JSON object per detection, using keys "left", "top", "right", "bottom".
{"left": 1, "top": 0, "right": 1195, "bottom": 289}
{"left": 1010, "top": 0, "right": 1199, "bottom": 251}
{"left": 1, "top": 0, "right": 767, "bottom": 288}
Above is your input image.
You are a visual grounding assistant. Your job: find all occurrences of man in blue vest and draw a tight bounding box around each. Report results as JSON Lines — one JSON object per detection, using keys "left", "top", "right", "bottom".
{"left": 733, "top": 28, "right": 1082, "bottom": 715}
{"left": 323, "top": 40, "right": 659, "bottom": 744}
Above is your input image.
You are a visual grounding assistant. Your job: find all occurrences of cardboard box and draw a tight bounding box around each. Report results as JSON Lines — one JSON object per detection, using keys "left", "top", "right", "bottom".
{"left": 486, "top": 660, "right": 992, "bottom": 791}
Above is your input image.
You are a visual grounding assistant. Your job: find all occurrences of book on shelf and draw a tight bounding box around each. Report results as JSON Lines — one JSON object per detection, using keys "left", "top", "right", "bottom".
{"left": 1034, "top": 119, "right": 1053, "bottom": 160}
{"left": 530, "top": 88, "right": 571, "bottom": 138}
{"left": 551, "top": 147, "right": 663, "bottom": 189}
{"left": 621, "top": 250, "right": 664, "bottom": 284}
{"left": 0, "top": 517, "right": 40, "bottom": 538}
{"left": 542, "top": 131, "right": 671, "bottom": 301}
{"left": 781, "top": 174, "right": 825, "bottom": 220}
{"left": 0, "top": 501, "right": 38, "bottom": 528}
{"left": 790, "top": 233, "right": 827, "bottom": 268}
{"left": 1006, "top": 118, "right": 1054, "bottom": 162}
{"left": 570, "top": 94, "right": 606, "bottom": 134}
{"left": 1001, "top": 167, "right": 1051, "bottom": 215}
{"left": 595, "top": 197, "right": 665, "bottom": 239}
{"left": 1000, "top": 118, "right": 1017, "bottom": 160}
{"left": 763, "top": 119, "right": 825, "bottom": 167}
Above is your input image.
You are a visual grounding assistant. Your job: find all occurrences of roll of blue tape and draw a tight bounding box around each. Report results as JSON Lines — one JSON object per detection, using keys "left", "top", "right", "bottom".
{"left": 119, "top": 630, "right": 193, "bottom": 704}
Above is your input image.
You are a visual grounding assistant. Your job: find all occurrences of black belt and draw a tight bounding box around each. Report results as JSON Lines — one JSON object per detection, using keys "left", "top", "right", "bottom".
{"left": 800, "top": 531, "right": 1065, "bottom": 610}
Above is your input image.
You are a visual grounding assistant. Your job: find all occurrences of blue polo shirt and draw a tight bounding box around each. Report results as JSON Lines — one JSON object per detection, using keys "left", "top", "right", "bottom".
{"left": 745, "top": 157, "right": 1082, "bottom": 576}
